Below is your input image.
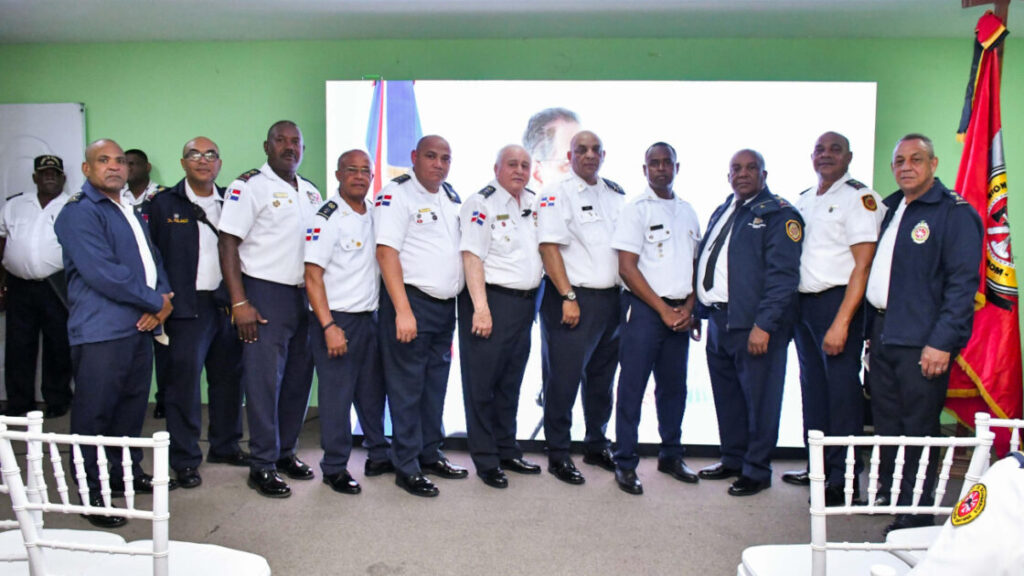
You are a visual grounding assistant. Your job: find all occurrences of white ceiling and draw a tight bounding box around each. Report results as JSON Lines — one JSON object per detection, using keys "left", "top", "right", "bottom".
{"left": 0, "top": 0, "right": 1015, "bottom": 44}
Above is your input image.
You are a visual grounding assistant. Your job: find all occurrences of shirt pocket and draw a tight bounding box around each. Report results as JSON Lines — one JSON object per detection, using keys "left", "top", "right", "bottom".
{"left": 489, "top": 218, "right": 518, "bottom": 255}
{"left": 573, "top": 206, "right": 605, "bottom": 243}
{"left": 410, "top": 208, "right": 440, "bottom": 227}
{"left": 643, "top": 226, "right": 674, "bottom": 261}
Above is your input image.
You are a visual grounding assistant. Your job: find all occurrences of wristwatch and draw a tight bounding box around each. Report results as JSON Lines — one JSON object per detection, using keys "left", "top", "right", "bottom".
{"left": 561, "top": 290, "right": 577, "bottom": 302}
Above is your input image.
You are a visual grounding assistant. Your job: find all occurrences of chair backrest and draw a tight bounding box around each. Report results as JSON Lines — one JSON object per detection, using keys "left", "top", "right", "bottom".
{"left": 0, "top": 422, "right": 170, "bottom": 576}
{"left": 0, "top": 411, "right": 44, "bottom": 564}
{"left": 807, "top": 429, "right": 995, "bottom": 576}
{"left": 975, "top": 411, "right": 1024, "bottom": 454}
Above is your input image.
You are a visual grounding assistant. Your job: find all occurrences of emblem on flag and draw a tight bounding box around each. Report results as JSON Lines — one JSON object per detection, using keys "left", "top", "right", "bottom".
{"left": 305, "top": 228, "right": 321, "bottom": 241}
{"left": 539, "top": 196, "right": 555, "bottom": 208}
{"left": 228, "top": 188, "right": 242, "bottom": 201}
{"left": 471, "top": 211, "right": 487, "bottom": 226}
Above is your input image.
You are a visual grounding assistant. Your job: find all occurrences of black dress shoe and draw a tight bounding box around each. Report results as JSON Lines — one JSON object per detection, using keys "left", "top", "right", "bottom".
{"left": 698, "top": 461, "right": 743, "bottom": 480}
{"left": 275, "top": 455, "right": 315, "bottom": 480}
{"left": 548, "top": 459, "right": 585, "bottom": 485}
{"left": 500, "top": 457, "right": 541, "bottom": 475}
{"left": 582, "top": 448, "right": 616, "bottom": 472}
{"left": 44, "top": 404, "right": 69, "bottom": 419}
{"left": 110, "top": 472, "right": 179, "bottom": 496}
{"left": 323, "top": 471, "right": 361, "bottom": 495}
{"left": 152, "top": 404, "right": 166, "bottom": 419}
{"left": 728, "top": 475, "right": 771, "bottom": 497}
{"left": 657, "top": 457, "right": 699, "bottom": 484}
{"left": 782, "top": 468, "right": 811, "bottom": 486}
{"left": 81, "top": 495, "right": 126, "bottom": 528}
{"left": 615, "top": 468, "right": 643, "bottom": 495}
{"left": 207, "top": 450, "right": 251, "bottom": 467}
{"left": 478, "top": 468, "right": 508, "bottom": 489}
{"left": 824, "top": 482, "right": 861, "bottom": 507}
{"left": 883, "top": 514, "right": 934, "bottom": 536}
{"left": 176, "top": 467, "right": 202, "bottom": 489}
{"left": 364, "top": 459, "right": 395, "bottom": 477}
{"left": 396, "top": 473, "right": 439, "bottom": 497}
{"left": 421, "top": 458, "right": 469, "bottom": 479}
{"left": 248, "top": 469, "right": 291, "bottom": 498}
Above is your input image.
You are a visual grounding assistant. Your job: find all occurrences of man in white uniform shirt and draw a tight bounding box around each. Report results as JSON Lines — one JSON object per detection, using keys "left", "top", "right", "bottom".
{"left": 458, "top": 144, "right": 544, "bottom": 489}
{"left": 610, "top": 142, "right": 701, "bottom": 495}
{"left": 0, "top": 155, "right": 73, "bottom": 418}
{"left": 375, "top": 135, "right": 466, "bottom": 498}
{"left": 219, "top": 120, "right": 320, "bottom": 498}
{"left": 305, "top": 149, "right": 392, "bottom": 495}
{"left": 783, "top": 132, "right": 884, "bottom": 505}
{"left": 146, "top": 137, "right": 248, "bottom": 490}
{"left": 536, "top": 130, "right": 625, "bottom": 485}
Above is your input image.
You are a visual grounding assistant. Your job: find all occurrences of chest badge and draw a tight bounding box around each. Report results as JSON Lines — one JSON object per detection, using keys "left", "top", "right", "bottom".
{"left": 307, "top": 191, "right": 321, "bottom": 204}
{"left": 911, "top": 220, "right": 930, "bottom": 244}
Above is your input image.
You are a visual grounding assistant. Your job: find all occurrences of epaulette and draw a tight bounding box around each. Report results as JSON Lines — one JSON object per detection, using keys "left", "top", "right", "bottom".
{"left": 846, "top": 178, "right": 867, "bottom": 190}
{"left": 799, "top": 187, "right": 812, "bottom": 196}
{"left": 524, "top": 187, "right": 536, "bottom": 196}
{"left": 144, "top": 185, "right": 165, "bottom": 202}
{"left": 479, "top": 185, "right": 496, "bottom": 198}
{"left": 5, "top": 192, "right": 23, "bottom": 201}
{"left": 602, "top": 178, "right": 625, "bottom": 195}
{"left": 316, "top": 200, "right": 339, "bottom": 220}
{"left": 392, "top": 174, "right": 411, "bottom": 184}
{"left": 750, "top": 195, "right": 790, "bottom": 216}
{"left": 947, "top": 190, "right": 970, "bottom": 205}
{"left": 66, "top": 192, "right": 83, "bottom": 203}
{"left": 237, "top": 169, "right": 261, "bottom": 182}
{"left": 1010, "top": 452, "right": 1024, "bottom": 468}
{"left": 442, "top": 182, "right": 461, "bottom": 204}
{"left": 774, "top": 194, "right": 793, "bottom": 208}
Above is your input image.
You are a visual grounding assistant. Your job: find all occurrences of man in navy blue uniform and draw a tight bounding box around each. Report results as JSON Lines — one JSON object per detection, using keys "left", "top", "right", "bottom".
{"left": 146, "top": 137, "right": 248, "bottom": 490}
{"left": 865, "top": 134, "right": 982, "bottom": 534}
{"left": 219, "top": 121, "right": 320, "bottom": 498}
{"left": 695, "top": 149, "right": 803, "bottom": 497}
{"left": 55, "top": 139, "right": 175, "bottom": 527}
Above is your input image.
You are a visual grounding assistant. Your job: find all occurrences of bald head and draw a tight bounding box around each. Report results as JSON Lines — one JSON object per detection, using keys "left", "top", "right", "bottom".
{"left": 181, "top": 136, "right": 222, "bottom": 191}
{"left": 494, "top": 144, "right": 531, "bottom": 197}
{"left": 335, "top": 148, "right": 373, "bottom": 205}
{"left": 411, "top": 135, "right": 452, "bottom": 193}
{"left": 82, "top": 139, "right": 127, "bottom": 197}
{"left": 338, "top": 149, "right": 371, "bottom": 169}
{"left": 569, "top": 130, "right": 605, "bottom": 185}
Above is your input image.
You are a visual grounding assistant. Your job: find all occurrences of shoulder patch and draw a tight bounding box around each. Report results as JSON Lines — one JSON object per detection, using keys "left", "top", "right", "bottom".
{"left": 392, "top": 174, "right": 411, "bottom": 184}
{"left": 237, "top": 169, "right": 261, "bottom": 182}
{"left": 442, "top": 182, "right": 461, "bottom": 204}
{"left": 799, "top": 187, "right": 812, "bottom": 196}
{"left": 861, "top": 194, "right": 878, "bottom": 212}
{"left": 479, "top": 185, "right": 496, "bottom": 198}
{"left": 602, "top": 178, "right": 625, "bottom": 195}
{"left": 952, "top": 482, "right": 987, "bottom": 527}
{"left": 316, "top": 201, "right": 339, "bottom": 220}
{"left": 785, "top": 219, "right": 803, "bottom": 242}
{"left": 5, "top": 192, "right": 23, "bottom": 201}
{"left": 774, "top": 194, "right": 791, "bottom": 208}
{"left": 846, "top": 178, "right": 867, "bottom": 190}
{"left": 66, "top": 192, "right": 83, "bottom": 203}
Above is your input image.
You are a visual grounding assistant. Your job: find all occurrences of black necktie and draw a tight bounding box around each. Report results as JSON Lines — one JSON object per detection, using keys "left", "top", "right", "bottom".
{"left": 702, "top": 201, "right": 737, "bottom": 292}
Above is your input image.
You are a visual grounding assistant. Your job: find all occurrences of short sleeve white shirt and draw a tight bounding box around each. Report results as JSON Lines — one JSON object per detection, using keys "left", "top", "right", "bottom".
{"left": 304, "top": 194, "right": 379, "bottom": 313}
{"left": 0, "top": 192, "right": 67, "bottom": 280}
{"left": 374, "top": 174, "right": 464, "bottom": 300}
{"left": 218, "top": 163, "right": 322, "bottom": 286}
{"left": 865, "top": 198, "right": 908, "bottom": 310}
{"left": 459, "top": 180, "right": 542, "bottom": 291}
{"left": 535, "top": 173, "right": 624, "bottom": 289}
{"left": 796, "top": 174, "right": 886, "bottom": 293}
{"left": 184, "top": 181, "right": 223, "bottom": 291}
{"left": 611, "top": 187, "right": 700, "bottom": 300}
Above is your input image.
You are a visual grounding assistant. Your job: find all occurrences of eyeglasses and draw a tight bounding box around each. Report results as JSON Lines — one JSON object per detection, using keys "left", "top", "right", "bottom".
{"left": 343, "top": 167, "right": 373, "bottom": 177}
{"left": 184, "top": 150, "right": 220, "bottom": 162}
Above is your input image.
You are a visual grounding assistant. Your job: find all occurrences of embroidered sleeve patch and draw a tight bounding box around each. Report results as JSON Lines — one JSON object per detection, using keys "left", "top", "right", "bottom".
{"left": 539, "top": 196, "right": 556, "bottom": 208}
{"left": 952, "top": 483, "right": 986, "bottom": 526}
{"left": 471, "top": 211, "right": 487, "bottom": 226}
{"left": 785, "top": 219, "right": 802, "bottom": 242}
{"left": 861, "top": 194, "right": 877, "bottom": 211}
{"left": 305, "top": 228, "right": 321, "bottom": 242}
{"left": 374, "top": 194, "right": 392, "bottom": 207}
{"left": 228, "top": 188, "right": 242, "bottom": 201}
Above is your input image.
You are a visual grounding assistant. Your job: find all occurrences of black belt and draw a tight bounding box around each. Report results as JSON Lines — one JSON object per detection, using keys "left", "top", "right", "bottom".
{"left": 574, "top": 286, "right": 620, "bottom": 295}
{"left": 661, "top": 297, "right": 688, "bottom": 307}
{"left": 405, "top": 284, "right": 455, "bottom": 304}
{"left": 486, "top": 284, "right": 538, "bottom": 299}
{"left": 800, "top": 285, "right": 847, "bottom": 298}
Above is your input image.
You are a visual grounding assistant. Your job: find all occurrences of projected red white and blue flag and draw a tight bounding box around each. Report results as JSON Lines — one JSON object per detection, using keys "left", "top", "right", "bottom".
{"left": 366, "top": 80, "right": 423, "bottom": 193}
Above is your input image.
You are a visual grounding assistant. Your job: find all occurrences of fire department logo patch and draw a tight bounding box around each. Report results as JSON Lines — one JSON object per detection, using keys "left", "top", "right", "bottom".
{"left": 861, "top": 194, "right": 877, "bottom": 212}
{"left": 912, "top": 220, "right": 930, "bottom": 244}
{"left": 785, "top": 219, "right": 802, "bottom": 242}
{"left": 951, "top": 483, "right": 986, "bottom": 527}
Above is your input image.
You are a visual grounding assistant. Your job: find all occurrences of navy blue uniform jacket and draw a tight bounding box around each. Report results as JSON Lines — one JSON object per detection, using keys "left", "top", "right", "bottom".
{"left": 695, "top": 187, "right": 803, "bottom": 333}
{"left": 870, "top": 178, "right": 982, "bottom": 352}
{"left": 145, "top": 179, "right": 229, "bottom": 318}
{"left": 54, "top": 181, "right": 171, "bottom": 346}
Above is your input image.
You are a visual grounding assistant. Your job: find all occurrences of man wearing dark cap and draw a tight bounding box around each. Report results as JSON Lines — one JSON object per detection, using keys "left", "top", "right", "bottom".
{"left": 0, "top": 155, "right": 73, "bottom": 418}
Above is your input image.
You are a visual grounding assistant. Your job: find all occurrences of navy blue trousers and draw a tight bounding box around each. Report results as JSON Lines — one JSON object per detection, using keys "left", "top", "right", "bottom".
{"left": 870, "top": 318, "right": 950, "bottom": 506}
{"left": 614, "top": 291, "right": 689, "bottom": 470}
{"left": 4, "top": 275, "right": 72, "bottom": 412}
{"left": 378, "top": 285, "right": 455, "bottom": 477}
{"left": 70, "top": 332, "right": 152, "bottom": 495}
{"left": 793, "top": 287, "right": 865, "bottom": 484}
{"left": 457, "top": 286, "right": 533, "bottom": 472}
{"left": 163, "top": 291, "right": 244, "bottom": 471}
{"left": 240, "top": 275, "right": 313, "bottom": 471}
{"left": 539, "top": 278, "right": 620, "bottom": 463}
{"left": 705, "top": 308, "right": 788, "bottom": 484}
{"left": 310, "top": 310, "right": 390, "bottom": 475}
